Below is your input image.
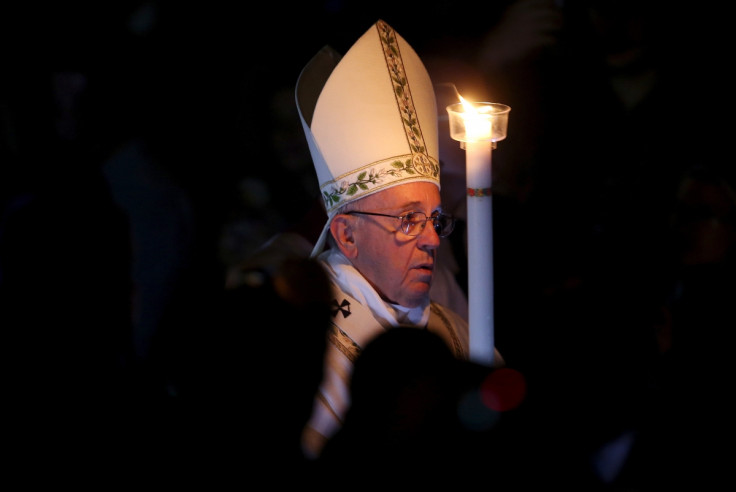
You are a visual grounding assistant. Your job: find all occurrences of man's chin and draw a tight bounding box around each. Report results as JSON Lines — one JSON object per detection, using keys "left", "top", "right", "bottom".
{"left": 401, "top": 285, "right": 431, "bottom": 308}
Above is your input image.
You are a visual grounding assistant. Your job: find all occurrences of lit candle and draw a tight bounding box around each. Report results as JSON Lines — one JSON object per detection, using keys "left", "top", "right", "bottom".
{"left": 446, "top": 97, "right": 510, "bottom": 367}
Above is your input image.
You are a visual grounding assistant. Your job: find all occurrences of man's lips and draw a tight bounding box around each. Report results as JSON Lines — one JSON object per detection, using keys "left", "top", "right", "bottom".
{"left": 413, "top": 263, "right": 434, "bottom": 274}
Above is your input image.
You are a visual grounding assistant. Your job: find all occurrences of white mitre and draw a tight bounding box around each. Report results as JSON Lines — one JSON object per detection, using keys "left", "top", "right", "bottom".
{"left": 295, "top": 20, "right": 441, "bottom": 257}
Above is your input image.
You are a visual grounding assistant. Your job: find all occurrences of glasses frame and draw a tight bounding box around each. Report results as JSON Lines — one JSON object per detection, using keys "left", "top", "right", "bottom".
{"left": 344, "top": 210, "right": 455, "bottom": 238}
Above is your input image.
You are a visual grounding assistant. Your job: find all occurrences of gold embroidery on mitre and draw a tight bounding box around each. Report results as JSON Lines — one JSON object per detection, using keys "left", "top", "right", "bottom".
{"left": 412, "top": 153, "right": 436, "bottom": 176}
{"left": 320, "top": 154, "right": 439, "bottom": 213}
{"left": 377, "top": 20, "right": 428, "bottom": 158}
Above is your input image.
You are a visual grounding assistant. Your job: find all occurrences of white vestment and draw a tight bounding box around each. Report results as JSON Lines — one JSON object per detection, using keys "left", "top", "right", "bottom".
{"left": 301, "top": 248, "right": 503, "bottom": 458}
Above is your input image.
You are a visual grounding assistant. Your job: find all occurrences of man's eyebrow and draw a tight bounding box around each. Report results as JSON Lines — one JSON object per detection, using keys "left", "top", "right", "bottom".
{"left": 396, "top": 200, "right": 444, "bottom": 211}
{"left": 393, "top": 201, "right": 445, "bottom": 214}
{"left": 397, "top": 200, "right": 423, "bottom": 209}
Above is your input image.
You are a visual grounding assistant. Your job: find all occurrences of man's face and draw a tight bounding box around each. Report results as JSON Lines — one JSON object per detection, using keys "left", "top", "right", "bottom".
{"left": 347, "top": 182, "right": 444, "bottom": 308}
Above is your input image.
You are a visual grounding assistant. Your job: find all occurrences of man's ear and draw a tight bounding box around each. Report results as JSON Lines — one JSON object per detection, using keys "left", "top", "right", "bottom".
{"left": 330, "top": 214, "right": 358, "bottom": 258}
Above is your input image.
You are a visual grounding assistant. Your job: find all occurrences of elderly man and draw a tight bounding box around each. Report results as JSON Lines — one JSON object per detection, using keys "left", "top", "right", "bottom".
{"left": 286, "top": 20, "right": 504, "bottom": 458}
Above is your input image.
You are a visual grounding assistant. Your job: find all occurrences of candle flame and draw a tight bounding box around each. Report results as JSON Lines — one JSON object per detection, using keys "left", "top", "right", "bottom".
{"left": 459, "top": 95, "right": 477, "bottom": 115}
{"left": 458, "top": 95, "right": 491, "bottom": 141}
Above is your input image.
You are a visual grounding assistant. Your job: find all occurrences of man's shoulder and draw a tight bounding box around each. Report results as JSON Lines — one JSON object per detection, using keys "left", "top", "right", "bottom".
{"left": 429, "top": 301, "right": 468, "bottom": 327}
{"left": 428, "top": 301, "right": 469, "bottom": 359}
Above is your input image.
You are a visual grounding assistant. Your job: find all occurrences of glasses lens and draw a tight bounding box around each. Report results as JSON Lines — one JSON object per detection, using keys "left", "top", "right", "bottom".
{"left": 434, "top": 214, "right": 455, "bottom": 237}
{"left": 402, "top": 212, "right": 424, "bottom": 235}
{"left": 401, "top": 212, "right": 456, "bottom": 237}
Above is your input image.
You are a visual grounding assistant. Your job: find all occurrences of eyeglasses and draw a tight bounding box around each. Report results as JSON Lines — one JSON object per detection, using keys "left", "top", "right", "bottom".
{"left": 345, "top": 211, "right": 456, "bottom": 238}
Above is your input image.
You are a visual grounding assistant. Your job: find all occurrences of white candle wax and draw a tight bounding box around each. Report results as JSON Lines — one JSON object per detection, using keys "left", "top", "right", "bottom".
{"left": 465, "top": 139, "right": 495, "bottom": 366}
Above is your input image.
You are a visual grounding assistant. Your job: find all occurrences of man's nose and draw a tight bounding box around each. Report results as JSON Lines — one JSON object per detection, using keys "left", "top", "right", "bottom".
{"left": 417, "top": 219, "right": 441, "bottom": 248}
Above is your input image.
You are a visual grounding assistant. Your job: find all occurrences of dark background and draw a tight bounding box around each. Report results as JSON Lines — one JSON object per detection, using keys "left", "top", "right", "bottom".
{"left": 1, "top": 0, "right": 732, "bottom": 486}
